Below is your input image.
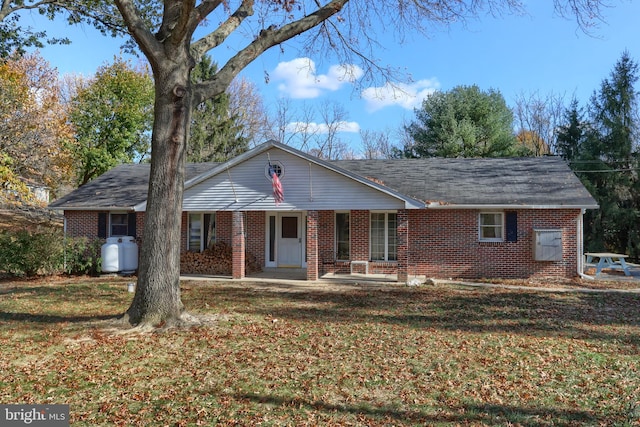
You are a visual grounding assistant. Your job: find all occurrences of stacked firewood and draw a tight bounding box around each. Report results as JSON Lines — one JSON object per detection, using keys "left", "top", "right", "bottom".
{"left": 180, "top": 241, "right": 262, "bottom": 275}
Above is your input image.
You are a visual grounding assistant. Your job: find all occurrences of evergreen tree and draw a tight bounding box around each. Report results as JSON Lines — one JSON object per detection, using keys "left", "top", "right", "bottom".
{"left": 187, "top": 56, "right": 248, "bottom": 163}
{"left": 406, "top": 85, "right": 523, "bottom": 158}
{"left": 575, "top": 51, "right": 640, "bottom": 257}
{"left": 555, "top": 98, "right": 586, "bottom": 162}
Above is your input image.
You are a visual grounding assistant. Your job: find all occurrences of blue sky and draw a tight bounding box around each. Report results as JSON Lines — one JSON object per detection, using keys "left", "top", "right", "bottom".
{"left": 23, "top": 1, "right": 640, "bottom": 154}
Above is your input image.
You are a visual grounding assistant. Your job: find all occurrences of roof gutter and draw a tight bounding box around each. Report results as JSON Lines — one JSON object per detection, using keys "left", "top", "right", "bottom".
{"left": 425, "top": 203, "right": 599, "bottom": 210}
{"left": 47, "top": 206, "right": 138, "bottom": 212}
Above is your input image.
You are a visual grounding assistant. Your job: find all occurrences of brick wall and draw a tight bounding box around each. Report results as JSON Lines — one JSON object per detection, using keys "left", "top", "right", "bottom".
{"left": 350, "top": 210, "right": 369, "bottom": 261}
{"left": 65, "top": 207, "right": 583, "bottom": 279}
{"left": 306, "top": 211, "right": 318, "bottom": 280}
{"left": 313, "top": 208, "right": 581, "bottom": 279}
{"left": 318, "top": 210, "right": 336, "bottom": 274}
{"left": 231, "top": 211, "right": 245, "bottom": 279}
{"left": 65, "top": 211, "right": 144, "bottom": 242}
{"left": 217, "top": 211, "right": 232, "bottom": 246}
{"left": 405, "top": 209, "right": 580, "bottom": 279}
{"left": 180, "top": 211, "right": 188, "bottom": 251}
{"left": 135, "top": 213, "right": 145, "bottom": 244}
{"left": 245, "top": 211, "right": 265, "bottom": 268}
{"left": 65, "top": 210, "right": 101, "bottom": 238}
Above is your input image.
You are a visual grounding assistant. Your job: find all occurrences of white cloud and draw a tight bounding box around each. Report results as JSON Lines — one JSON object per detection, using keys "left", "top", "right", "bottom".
{"left": 273, "top": 58, "right": 364, "bottom": 99}
{"left": 285, "top": 121, "right": 361, "bottom": 134}
{"left": 361, "top": 78, "right": 440, "bottom": 112}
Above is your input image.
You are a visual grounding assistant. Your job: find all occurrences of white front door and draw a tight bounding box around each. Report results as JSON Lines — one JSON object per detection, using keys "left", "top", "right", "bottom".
{"left": 278, "top": 213, "right": 302, "bottom": 267}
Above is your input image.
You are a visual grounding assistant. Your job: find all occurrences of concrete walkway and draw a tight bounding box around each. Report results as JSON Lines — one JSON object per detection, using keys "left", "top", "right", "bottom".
{"left": 181, "top": 264, "right": 640, "bottom": 293}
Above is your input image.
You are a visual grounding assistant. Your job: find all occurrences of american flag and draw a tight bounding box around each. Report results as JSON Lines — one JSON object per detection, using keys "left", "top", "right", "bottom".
{"left": 269, "top": 164, "right": 284, "bottom": 205}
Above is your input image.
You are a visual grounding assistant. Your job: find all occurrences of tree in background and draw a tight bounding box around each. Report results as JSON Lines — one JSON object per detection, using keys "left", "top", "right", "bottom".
{"left": 315, "top": 100, "right": 352, "bottom": 160}
{"left": 0, "top": 6, "right": 68, "bottom": 57}
{"left": 272, "top": 99, "right": 317, "bottom": 150}
{"left": 513, "top": 91, "right": 566, "bottom": 155}
{"left": 271, "top": 99, "right": 356, "bottom": 159}
{"left": 406, "top": 85, "right": 524, "bottom": 158}
{"left": 583, "top": 51, "right": 639, "bottom": 256}
{"left": 556, "top": 98, "right": 587, "bottom": 162}
{"left": 360, "top": 129, "right": 397, "bottom": 159}
{"left": 67, "top": 57, "right": 154, "bottom": 185}
{"left": 228, "top": 77, "right": 271, "bottom": 148}
{"left": 0, "top": 52, "right": 74, "bottom": 201}
{"left": 515, "top": 130, "right": 550, "bottom": 155}
{"left": 187, "top": 56, "right": 248, "bottom": 162}
{"left": 561, "top": 52, "right": 640, "bottom": 257}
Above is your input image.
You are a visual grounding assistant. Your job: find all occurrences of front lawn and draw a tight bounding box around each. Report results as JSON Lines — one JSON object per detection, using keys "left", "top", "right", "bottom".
{"left": 1, "top": 277, "right": 639, "bottom": 426}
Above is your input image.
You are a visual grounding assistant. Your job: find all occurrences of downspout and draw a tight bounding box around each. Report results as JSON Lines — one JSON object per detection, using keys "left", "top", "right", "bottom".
{"left": 577, "top": 209, "right": 594, "bottom": 280}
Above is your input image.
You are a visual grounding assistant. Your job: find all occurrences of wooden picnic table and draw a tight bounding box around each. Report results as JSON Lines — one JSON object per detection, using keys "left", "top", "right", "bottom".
{"left": 585, "top": 252, "right": 630, "bottom": 277}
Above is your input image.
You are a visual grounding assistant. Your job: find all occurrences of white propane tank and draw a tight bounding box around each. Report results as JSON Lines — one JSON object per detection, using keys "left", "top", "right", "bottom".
{"left": 120, "top": 236, "right": 138, "bottom": 272}
{"left": 101, "top": 237, "right": 120, "bottom": 273}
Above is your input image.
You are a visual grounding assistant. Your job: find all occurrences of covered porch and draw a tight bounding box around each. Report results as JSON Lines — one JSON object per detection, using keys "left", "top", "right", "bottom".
{"left": 227, "top": 210, "right": 411, "bottom": 283}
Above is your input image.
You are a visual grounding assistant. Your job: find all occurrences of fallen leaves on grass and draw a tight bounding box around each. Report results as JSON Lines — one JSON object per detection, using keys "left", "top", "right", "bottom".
{"left": 0, "top": 278, "right": 639, "bottom": 426}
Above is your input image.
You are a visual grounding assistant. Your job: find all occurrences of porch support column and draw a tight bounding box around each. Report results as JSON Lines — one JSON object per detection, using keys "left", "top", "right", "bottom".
{"left": 397, "top": 209, "right": 409, "bottom": 283}
{"left": 306, "top": 210, "right": 319, "bottom": 281}
{"left": 232, "top": 211, "right": 245, "bottom": 279}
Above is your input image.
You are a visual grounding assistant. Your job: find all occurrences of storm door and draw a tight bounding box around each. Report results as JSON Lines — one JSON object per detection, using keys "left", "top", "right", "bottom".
{"left": 278, "top": 213, "right": 302, "bottom": 267}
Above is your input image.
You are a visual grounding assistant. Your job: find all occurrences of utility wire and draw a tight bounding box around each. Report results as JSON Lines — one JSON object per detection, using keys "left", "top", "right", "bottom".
{"left": 572, "top": 168, "right": 640, "bottom": 173}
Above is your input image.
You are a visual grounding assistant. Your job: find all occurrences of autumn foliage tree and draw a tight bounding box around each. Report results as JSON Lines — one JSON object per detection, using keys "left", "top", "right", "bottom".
{"left": 0, "top": 52, "right": 74, "bottom": 202}
{"left": 67, "top": 57, "right": 154, "bottom": 185}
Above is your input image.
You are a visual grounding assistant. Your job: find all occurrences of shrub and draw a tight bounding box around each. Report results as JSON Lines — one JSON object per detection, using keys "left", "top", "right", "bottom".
{"left": 0, "top": 229, "right": 102, "bottom": 277}
{"left": 0, "top": 228, "right": 63, "bottom": 276}
{"left": 62, "top": 237, "right": 103, "bottom": 276}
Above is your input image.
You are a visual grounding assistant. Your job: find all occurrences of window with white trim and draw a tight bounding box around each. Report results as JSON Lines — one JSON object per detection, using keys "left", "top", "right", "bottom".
{"left": 479, "top": 212, "right": 504, "bottom": 242}
{"left": 370, "top": 212, "right": 397, "bottom": 261}
{"left": 188, "top": 212, "right": 216, "bottom": 252}
{"left": 110, "top": 213, "right": 128, "bottom": 236}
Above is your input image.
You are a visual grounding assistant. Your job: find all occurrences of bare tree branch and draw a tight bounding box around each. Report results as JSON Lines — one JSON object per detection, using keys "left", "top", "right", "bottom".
{"left": 113, "top": 0, "right": 162, "bottom": 65}
{"left": 191, "top": 0, "right": 254, "bottom": 62}
{"left": 193, "top": 0, "right": 348, "bottom": 104}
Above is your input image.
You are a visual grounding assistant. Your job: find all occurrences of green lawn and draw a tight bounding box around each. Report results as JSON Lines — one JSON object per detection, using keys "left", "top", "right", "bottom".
{"left": 0, "top": 277, "right": 639, "bottom": 426}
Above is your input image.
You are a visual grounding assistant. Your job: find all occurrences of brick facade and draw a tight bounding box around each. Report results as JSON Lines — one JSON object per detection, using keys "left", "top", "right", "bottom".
{"left": 65, "top": 210, "right": 144, "bottom": 242}
{"left": 231, "top": 211, "right": 245, "bottom": 279}
{"left": 65, "top": 207, "right": 583, "bottom": 280}
{"left": 313, "top": 208, "right": 581, "bottom": 280}
{"left": 306, "top": 210, "right": 319, "bottom": 280}
{"left": 65, "top": 210, "right": 101, "bottom": 238}
{"left": 245, "top": 211, "right": 265, "bottom": 269}
{"left": 404, "top": 208, "right": 580, "bottom": 279}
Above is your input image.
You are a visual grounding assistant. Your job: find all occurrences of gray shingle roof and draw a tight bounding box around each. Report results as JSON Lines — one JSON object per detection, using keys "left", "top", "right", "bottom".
{"left": 49, "top": 154, "right": 597, "bottom": 210}
{"left": 49, "top": 163, "right": 218, "bottom": 210}
{"left": 332, "top": 156, "right": 597, "bottom": 207}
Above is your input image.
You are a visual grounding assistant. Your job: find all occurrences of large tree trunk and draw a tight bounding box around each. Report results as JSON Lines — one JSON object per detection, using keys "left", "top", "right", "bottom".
{"left": 124, "top": 52, "right": 193, "bottom": 327}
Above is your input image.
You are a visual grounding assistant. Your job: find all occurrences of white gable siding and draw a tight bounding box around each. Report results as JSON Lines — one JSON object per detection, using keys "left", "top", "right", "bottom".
{"left": 183, "top": 148, "right": 405, "bottom": 211}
